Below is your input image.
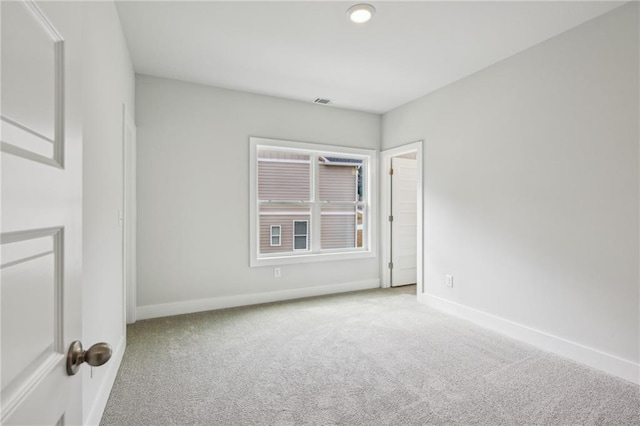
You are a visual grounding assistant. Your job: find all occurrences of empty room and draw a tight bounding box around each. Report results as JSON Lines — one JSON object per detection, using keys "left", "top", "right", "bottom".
{"left": 1, "top": 0, "right": 639, "bottom": 425}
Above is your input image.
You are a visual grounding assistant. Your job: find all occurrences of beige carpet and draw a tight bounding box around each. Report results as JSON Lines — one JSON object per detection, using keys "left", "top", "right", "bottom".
{"left": 101, "top": 286, "right": 640, "bottom": 425}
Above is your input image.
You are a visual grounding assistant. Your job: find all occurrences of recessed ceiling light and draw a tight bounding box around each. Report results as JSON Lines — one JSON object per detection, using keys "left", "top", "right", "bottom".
{"left": 346, "top": 4, "right": 376, "bottom": 24}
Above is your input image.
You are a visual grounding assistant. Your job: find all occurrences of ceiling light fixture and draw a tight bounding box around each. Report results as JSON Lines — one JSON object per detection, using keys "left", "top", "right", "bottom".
{"left": 346, "top": 4, "right": 376, "bottom": 24}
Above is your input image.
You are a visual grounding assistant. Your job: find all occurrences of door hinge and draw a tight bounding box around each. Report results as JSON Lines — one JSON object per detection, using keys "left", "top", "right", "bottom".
{"left": 388, "top": 215, "right": 393, "bottom": 222}
{"left": 388, "top": 168, "right": 394, "bottom": 176}
{"left": 388, "top": 262, "right": 393, "bottom": 269}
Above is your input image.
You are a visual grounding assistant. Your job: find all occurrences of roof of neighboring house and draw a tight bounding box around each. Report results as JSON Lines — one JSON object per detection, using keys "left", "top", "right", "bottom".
{"left": 320, "top": 156, "right": 363, "bottom": 166}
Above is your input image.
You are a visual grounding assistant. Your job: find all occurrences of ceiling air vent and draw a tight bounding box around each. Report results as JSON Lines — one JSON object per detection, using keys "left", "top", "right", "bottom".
{"left": 313, "top": 97, "right": 333, "bottom": 105}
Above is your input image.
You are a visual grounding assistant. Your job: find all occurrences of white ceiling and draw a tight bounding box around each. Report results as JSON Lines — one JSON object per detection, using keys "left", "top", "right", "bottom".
{"left": 115, "top": 1, "right": 625, "bottom": 114}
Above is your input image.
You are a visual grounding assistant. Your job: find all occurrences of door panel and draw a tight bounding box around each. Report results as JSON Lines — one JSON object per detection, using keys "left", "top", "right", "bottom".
{"left": 391, "top": 157, "right": 417, "bottom": 287}
{"left": 1, "top": 1, "right": 83, "bottom": 424}
{"left": 1, "top": 0, "right": 62, "bottom": 167}
{"left": 1, "top": 230, "right": 59, "bottom": 392}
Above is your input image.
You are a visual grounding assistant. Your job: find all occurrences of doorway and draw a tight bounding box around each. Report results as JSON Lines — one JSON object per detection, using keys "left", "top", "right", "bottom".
{"left": 390, "top": 154, "right": 417, "bottom": 286}
{"left": 123, "top": 105, "right": 137, "bottom": 324}
{"left": 380, "top": 141, "right": 423, "bottom": 295}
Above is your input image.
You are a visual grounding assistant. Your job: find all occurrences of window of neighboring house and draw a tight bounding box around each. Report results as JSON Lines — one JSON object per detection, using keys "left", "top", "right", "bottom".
{"left": 293, "top": 220, "right": 308, "bottom": 250}
{"left": 249, "top": 137, "right": 376, "bottom": 266}
{"left": 270, "top": 225, "right": 281, "bottom": 247}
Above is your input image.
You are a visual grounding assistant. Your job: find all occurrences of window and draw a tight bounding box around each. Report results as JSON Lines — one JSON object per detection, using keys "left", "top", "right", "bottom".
{"left": 270, "top": 225, "right": 281, "bottom": 247}
{"left": 293, "top": 220, "right": 308, "bottom": 250}
{"left": 250, "top": 137, "right": 376, "bottom": 266}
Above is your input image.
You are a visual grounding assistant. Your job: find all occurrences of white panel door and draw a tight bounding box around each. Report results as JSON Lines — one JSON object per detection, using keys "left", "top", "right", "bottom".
{"left": 391, "top": 157, "right": 417, "bottom": 287}
{"left": 1, "top": 1, "right": 83, "bottom": 425}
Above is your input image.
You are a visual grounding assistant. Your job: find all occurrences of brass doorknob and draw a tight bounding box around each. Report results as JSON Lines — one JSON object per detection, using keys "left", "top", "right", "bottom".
{"left": 66, "top": 341, "right": 113, "bottom": 376}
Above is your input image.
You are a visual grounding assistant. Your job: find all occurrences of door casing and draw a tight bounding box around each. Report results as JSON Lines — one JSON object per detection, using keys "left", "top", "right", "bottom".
{"left": 123, "top": 105, "right": 137, "bottom": 324}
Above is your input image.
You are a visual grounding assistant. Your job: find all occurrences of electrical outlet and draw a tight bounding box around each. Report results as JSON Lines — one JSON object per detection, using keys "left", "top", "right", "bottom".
{"left": 273, "top": 267, "right": 281, "bottom": 278}
{"left": 446, "top": 274, "right": 453, "bottom": 288}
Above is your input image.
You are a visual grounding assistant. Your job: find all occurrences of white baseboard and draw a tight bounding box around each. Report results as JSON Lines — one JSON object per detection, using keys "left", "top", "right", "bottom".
{"left": 85, "top": 335, "right": 126, "bottom": 426}
{"left": 137, "top": 279, "right": 380, "bottom": 320}
{"left": 422, "top": 294, "right": 640, "bottom": 385}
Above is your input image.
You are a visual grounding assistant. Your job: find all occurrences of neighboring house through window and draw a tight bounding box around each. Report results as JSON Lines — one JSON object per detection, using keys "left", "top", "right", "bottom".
{"left": 249, "top": 137, "right": 376, "bottom": 266}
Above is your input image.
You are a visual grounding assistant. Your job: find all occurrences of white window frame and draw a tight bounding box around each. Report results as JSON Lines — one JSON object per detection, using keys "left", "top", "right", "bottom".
{"left": 270, "top": 225, "right": 281, "bottom": 247}
{"left": 292, "top": 220, "right": 308, "bottom": 251}
{"left": 249, "top": 137, "right": 377, "bottom": 267}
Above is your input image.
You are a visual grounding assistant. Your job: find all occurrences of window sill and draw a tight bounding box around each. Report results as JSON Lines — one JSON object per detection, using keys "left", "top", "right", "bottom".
{"left": 250, "top": 250, "right": 375, "bottom": 267}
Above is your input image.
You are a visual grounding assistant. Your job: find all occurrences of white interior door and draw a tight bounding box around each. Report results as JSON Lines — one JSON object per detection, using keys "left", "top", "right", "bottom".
{"left": 1, "top": 1, "right": 83, "bottom": 424}
{"left": 391, "top": 157, "right": 417, "bottom": 287}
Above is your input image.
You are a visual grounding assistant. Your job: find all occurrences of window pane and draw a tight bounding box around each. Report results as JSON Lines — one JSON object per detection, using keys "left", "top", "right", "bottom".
{"left": 294, "top": 236, "right": 307, "bottom": 250}
{"left": 294, "top": 221, "right": 307, "bottom": 235}
{"left": 258, "top": 151, "right": 310, "bottom": 201}
{"left": 321, "top": 205, "right": 364, "bottom": 249}
{"left": 259, "top": 205, "right": 310, "bottom": 254}
{"left": 318, "top": 157, "right": 363, "bottom": 202}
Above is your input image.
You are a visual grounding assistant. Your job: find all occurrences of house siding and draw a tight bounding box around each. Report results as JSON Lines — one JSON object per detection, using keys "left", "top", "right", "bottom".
{"left": 321, "top": 213, "right": 356, "bottom": 249}
{"left": 319, "top": 164, "right": 357, "bottom": 201}
{"left": 259, "top": 214, "right": 310, "bottom": 253}
{"left": 258, "top": 159, "right": 310, "bottom": 201}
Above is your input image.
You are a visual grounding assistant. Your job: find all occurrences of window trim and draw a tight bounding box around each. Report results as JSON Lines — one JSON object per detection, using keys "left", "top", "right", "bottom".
{"left": 249, "top": 137, "right": 377, "bottom": 267}
{"left": 270, "top": 225, "right": 281, "bottom": 247}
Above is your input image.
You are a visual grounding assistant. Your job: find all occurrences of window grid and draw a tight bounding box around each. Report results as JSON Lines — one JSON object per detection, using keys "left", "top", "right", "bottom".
{"left": 250, "top": 137, "right": 376, "bottom": 266}
{"left": 257, "top": 150, "right": 368, "bottom": 256}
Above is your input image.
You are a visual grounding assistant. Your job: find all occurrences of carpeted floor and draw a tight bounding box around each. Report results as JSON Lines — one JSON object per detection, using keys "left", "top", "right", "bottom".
{"left": 101, "top": 286, "right": 640, "bottom": 425}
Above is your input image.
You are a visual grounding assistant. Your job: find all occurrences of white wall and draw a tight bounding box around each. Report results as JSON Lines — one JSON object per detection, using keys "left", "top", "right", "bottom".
{"left": 136, "top": 75, "right": 380, "bottom": 316}
{"left": 81, "top": 1, "right": 135, "bottom": 423}
{"left": 383, "top": 3, "right": 639, "bottom": 380}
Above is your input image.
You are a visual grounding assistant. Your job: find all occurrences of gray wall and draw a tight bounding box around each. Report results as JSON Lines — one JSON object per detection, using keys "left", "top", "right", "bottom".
{"left": 82, "top": 1, "right": 135, "bottom": 422}
{"left": 383, "top": 4, "right": 639, "bottom": 364}
{"left": 136, "top": 75, "right": 380, "bottom": 309}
